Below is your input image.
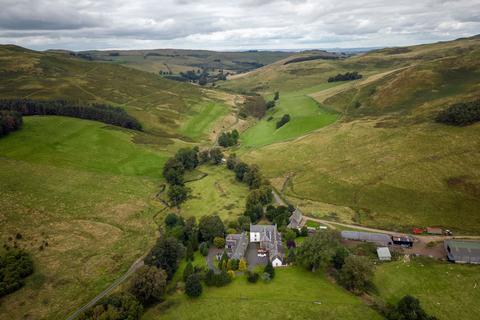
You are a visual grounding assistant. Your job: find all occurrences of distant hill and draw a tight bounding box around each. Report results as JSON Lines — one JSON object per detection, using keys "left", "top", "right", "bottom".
{"left": 0, "top": 45, "right": 235, "bottom": 141}
{"left": 57, "top": 48, "right": 294, "bottom": 78}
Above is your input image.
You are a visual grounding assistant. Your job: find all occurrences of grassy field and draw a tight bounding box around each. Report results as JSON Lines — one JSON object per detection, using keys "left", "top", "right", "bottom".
{"left": 0, "top": 117, "right": 167, "bottom": 320}
{"left": 180, "top": 102, "right": 229, "bottom": 141}
{"left": 240, "top": 85, "right": 339, "bottom": 149}
{"left": 143, "top": 267, "right": 382, "bottom": 320}
{"left": 374, "top": 258, "right": 480, "bottom": 320}
{"left": 180, "top": 165, "right": 249, "bottom": 222}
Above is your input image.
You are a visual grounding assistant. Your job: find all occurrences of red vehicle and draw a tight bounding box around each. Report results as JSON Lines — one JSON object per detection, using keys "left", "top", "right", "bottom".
{"left": 412, "top": 227, "right": 424, "bottom": 235}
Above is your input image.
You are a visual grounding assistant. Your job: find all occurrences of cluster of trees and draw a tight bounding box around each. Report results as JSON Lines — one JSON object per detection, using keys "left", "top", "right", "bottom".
{"left": 0, "top": 249, "right": 34, "bottom": 297}
{"left": 294, "top": 230, "right": 375, "bottom": 295}
{"left": 265, "top": 205, "right": 293, "bottom": 228}
{"left": 245, "top": 261, "right": 275, "bottom": 283}
{"left": 266, "top": 91, "right": 280, "bottom": 110}
{"left": 328, "top": 71, "right": 363, "bottom": 82}
{"left": 218, "top": 129, "right": 239, "bottom": 147}
{"left": 435, "top": 100, "right": 480, "bottom": 126}
{"left": 78, "top": 292, "right": 143, "bottom": 320}
{"left": 162, "top": 147, "right": 224, "bottom": 207}
{"left": 276, "top": 114, "right": 290, "bottom": 128}
{"left": 0, "top": 99, "right": 142, "bottom": 130}
{"left": 0, "top": 110, "right": 23, "bottom": 138}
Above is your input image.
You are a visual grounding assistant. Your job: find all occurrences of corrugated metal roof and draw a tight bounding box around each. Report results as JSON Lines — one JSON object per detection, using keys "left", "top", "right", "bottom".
{"left": 445, "top": 240, "right": 480, "bottom": 264}
{"left": 341, "top": 231, "right": 392, "bottom": 245}
{"left": 377, "top": 247, "right": 391, "bottom": 259}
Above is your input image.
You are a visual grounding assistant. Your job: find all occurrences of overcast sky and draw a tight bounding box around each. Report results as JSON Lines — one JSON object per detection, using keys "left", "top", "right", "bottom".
{"left": 1, "top": 0, "right": 479, "bottom": 51}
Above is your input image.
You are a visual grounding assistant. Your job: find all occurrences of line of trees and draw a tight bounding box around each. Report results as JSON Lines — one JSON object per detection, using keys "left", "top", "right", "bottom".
{"left": 0, "top": 99, "right": 142, "bottom": 131}
{"left": 0, "top": 249, "right": 34, "bottom": 297}
{"left": 218, "top": 129, "right": 239, "bottom": 147}
{"left": 328, "top": 71, "right": 362, "bottom": 82}
{"left": 435, "top": 99, "right": 480, "bottom": 126}
{"left": 0, "top": 110, "right": 23, "bottom": 138}
{"left": 226, "top": 154, "right": 273, "bottom": 223}
{"left": 162, "top": 147, "right": 224, "bottom": 207}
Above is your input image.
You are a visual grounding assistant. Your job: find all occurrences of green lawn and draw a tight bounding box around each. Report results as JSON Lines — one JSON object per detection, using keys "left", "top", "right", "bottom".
{"left": 374, "top": 258, "right": 480, "bottom": 320}
{"left": 240, "top": 87, "right": 339, "bottom": 149}
{"left": 181, "top": 165, "right": 249, "bottom": 222}
{"left": 180, "top": 102, "right": 229, "bottom": 141}
{"left": 143, "top": 267, "right": 382, "bottom": 320}
{"left": 0, "top": 116, "right": 166, "bottom": 319}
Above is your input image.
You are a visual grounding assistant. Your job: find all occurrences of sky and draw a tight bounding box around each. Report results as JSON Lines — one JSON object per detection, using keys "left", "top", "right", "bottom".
{"left": 0, "top": 0, "right": 479, "bottom": 51}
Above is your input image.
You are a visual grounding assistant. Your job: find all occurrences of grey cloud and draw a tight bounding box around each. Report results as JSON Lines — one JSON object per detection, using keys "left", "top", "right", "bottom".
{"left": 0, "top": 0, "right": 478, "bottom": 50}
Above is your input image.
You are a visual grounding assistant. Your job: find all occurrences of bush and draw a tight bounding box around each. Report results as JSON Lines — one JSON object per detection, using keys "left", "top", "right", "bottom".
{"left": 0, "top": 110, "right": 23, "bottom": 138}
{"left": 328, "top": 71, "right": 362, "bottom": 82}
{"left": 199, "top": 242, "right": 210, "bottom": 256}
{"left": 183, "top": 262, "right": 194, "bottom": 282}
{"left": 218, "top": 130, "right": 239, "bottom": 147}
{"left": 264, "top": 261, "right": 275, "bottom": 279}
{"left": 213, "top": 236, "right": 226, "bottom": 249}
{"left": 276, "top": 114, "right": 290, "bottom": 128}
{"left": 0, "top": 249, "right": 34, "bottom": 297}
{"left": 435, "top": 100, "right": 480, "bottom": 126}
{"left": 185, "top": 274, "right": 202, "bottom": 297}
{"left": 266, "top": 100, "right": 275, "bottom": 109}
{"left": 387, "top": 295, "right": 438, "bottom": 320}
{"left": 246, "top": 271, "right": 259, "bottom": 283}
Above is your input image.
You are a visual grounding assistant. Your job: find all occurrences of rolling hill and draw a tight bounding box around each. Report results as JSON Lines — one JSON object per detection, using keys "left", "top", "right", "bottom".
{"left": 223, "top": 35, "right": 480, "bottom": 234}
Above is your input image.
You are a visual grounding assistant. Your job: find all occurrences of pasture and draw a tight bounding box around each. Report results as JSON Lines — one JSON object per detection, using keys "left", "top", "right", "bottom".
{"left": 143, "top": 267, "right": 382, "bottom": 320}
{"left": 0, "top": 116, "right": 166, "bottom": 319}
{"left": 180, "top": 165, "right": 249, "bottom": 222}
{"left": 374, "top": 257, "right": 480, "bottom": 320}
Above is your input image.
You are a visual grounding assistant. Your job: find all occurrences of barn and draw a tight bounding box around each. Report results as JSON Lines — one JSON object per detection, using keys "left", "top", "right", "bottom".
{"left": 444, "top": 240, "right": 480, "bottom": 264}
{"left": 340, "top": 231, "right": 392, "bottom": 246}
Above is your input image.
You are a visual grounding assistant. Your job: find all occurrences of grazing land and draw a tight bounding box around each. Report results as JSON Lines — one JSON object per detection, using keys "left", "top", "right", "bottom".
{"left": 374, "top": 258, "right": 480, "bottom": 320}
{"left": 180, "top": 165, "right": 249, "bottom": 222}
{"left": 143, "top": 267, "right": 383, "bottom": 320}
{"left": 0, "top": 116, "right": 167, "bottom": 319}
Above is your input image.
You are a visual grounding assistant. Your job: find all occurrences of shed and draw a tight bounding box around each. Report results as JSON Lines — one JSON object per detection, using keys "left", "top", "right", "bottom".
{"left": 340, "top": 231, "right": 392, "bottom": 246}
{"left": 444, "top": 240, "right": 480, "bottom": 264}
{"left": 377, "top": 247, "right": 392, "bottom": 261}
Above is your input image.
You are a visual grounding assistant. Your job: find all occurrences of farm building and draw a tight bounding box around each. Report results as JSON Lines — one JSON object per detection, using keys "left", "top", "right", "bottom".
{"left": 444, "top": 240, "right": 480, "bottom": 264}
{"left": 287, "top": 209, "right": 303, "bottom": 229}
{"left": 250, "top": 224, "right": 285, "bottom": 267}
{"left": 340, "top": 231, "right": 392, "bottom": 246}
{"left": 377, "top": 247, "right": 392, "bottom": 261}
{"left": 225, "top": 232, "right": 248, "bottom": 260}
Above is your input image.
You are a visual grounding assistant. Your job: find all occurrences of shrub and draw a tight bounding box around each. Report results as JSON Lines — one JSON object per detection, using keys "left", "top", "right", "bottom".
{"left": 0, "top": 110, "right": 23, "bottom": 138}
{"left": 276, "top": 114, "right": 290, "bottom": 128}
{"left": 213, "top": 236, "right": 226, "bottom": 249}
{"left": 264, "top": 261, "right": 275, "bottom": 279}
{"left": 435, "top": 100, "right": 480, "bottom": 126}
{"left": 261, "top": 272, "right": 271, "bottom": 282}
{"left": 185, "top": 274, "right": 202, "bottom": 298}
{"left": 387, "top": 295, "right": 438, "bottom": 320}
{"left": 183, "top": 262, "right": 194, "bottom": 282}
{"left": 0, "top": 249, "right": 34, "bottom": 297}
{"left": 227, "top": 270, "right": 236, "bottom": 279}
{"left": 266, "top": 100, "right": 275, "bottom": 109}
{"left": 246, "top": 271, "right": 259, "bottom": 283}
{"left": 199, "top": 242, "right": 210, "bottom": 256}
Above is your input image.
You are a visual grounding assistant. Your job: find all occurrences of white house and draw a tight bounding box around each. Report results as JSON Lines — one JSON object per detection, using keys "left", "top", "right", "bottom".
{"left": 250, "top": 224, "right": 285, "bottom": 267}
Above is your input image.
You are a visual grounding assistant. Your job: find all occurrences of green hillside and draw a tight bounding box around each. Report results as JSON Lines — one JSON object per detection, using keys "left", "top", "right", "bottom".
{"left": 0, "top": 45, "right": 233, "bottom": 142}
{"left": 226, "top": 35, "right": 480, "bottom": 233}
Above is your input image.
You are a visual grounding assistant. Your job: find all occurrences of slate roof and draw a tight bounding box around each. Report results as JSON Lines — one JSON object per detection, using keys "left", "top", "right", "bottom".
{"left": 225, "top": 232, "right": 248, "bottom": 260}
{"left": 341, "top": 231, "right": 392, "bottom": 246}
{"left": 444, "top": 240, "right": 480, "bottom": 264}
{"left": 288, "top": 209, "right": 303, "bottom": 229}
{"left": 250, "top": 224, "right": 284, "bottom": 262}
